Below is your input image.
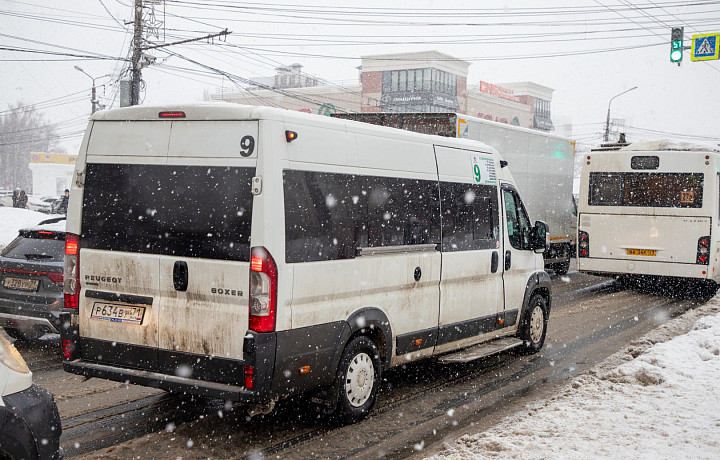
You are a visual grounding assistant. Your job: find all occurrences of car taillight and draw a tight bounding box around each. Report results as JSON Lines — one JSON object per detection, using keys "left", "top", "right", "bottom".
{"left": 47, "top": 272, "right": 64, "bottom": 285}
{"left": 578, "top": 231, "right": 589, "bottom": 258}
{"left": 64, "top": 233, "right": 80, "bottom": 309}
{"left": 249, "top": 246, "right": 277, "bottom": 333}
{"left": 697, "top": 236, "right": 710, "bottom": 265}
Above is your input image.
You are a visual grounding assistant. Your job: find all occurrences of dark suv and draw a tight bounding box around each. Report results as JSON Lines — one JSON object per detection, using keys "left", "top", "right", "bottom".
{"left": 0, "top": 217, "right": 65, "bottom": 341}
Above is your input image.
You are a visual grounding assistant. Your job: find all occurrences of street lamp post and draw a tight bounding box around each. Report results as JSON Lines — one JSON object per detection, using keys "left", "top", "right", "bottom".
{"left": 604, "top": 86, "right": 638, "bottom": 142}
{"left": 74, "top": 66, "right": 109, "bottom": 114}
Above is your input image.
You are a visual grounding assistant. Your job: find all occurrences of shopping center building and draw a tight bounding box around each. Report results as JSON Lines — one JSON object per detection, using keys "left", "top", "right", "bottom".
{"left": 211, "top": 50, "right": 555, "bottom": 132}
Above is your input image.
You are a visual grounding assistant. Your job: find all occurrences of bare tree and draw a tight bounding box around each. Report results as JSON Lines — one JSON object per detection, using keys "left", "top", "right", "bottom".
{"left": 0, "top": 102, "right": 63, "bottom": 191}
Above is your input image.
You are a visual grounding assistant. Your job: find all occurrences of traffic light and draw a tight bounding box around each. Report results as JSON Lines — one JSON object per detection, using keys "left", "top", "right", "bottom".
{"left": 670, "top": 27, "right": 684, "bottom": 63}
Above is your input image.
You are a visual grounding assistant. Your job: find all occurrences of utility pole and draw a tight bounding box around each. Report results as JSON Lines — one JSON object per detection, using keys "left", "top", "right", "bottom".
{"left": 75, "top": 66, "right": 110, "bottom": 113}
{"left": 603, "top": 86, "right": 638, "bottom": 142}
{"left": 128, "top": 0, "right": 230, "bottom": 106}
{"left": 131, "top": 0, "right": 143, "bottom": 106}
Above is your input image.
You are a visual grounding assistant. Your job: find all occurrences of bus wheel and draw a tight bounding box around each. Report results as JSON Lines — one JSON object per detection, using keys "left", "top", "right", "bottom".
{"left": 554, "top": 260, "right": 570, "bottom": 276}
{"left": 518, "top": 294, "right": 548, "bottom": 354}
{"left": 333, "top": 336, "right": 381, "bottom": 424}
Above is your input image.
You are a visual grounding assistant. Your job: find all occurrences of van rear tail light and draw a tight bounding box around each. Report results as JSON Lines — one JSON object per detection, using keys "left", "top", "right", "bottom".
{"left": 62, "top": 339, "right": 73, "bottom": 360}
{"left": 578, "top": 231, "right": 589, "bottom": 258}
{"left": 244, "top": 366, "right": 254, "bottom": 389}
{"left": 64, "top": 233, "right": 80, "bottom": 309}
{"left": 697, "top": 236, "right": 710, "bottom": 265}
{"left": 249, "top": 246, "right": 277, "bottom": 332}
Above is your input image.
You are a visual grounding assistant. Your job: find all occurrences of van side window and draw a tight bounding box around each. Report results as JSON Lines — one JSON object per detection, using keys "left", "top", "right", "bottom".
{"left": 440, "top": 183, "right": 499, "bottom": 251}
{"left": 283, "top": 170, "right": 441, "bottom": 263}
{"left": 81, "top": 164, "right": 254, "bottom": 261}
{"left": 503, "top": 188, "right": 532, "bottom": 250}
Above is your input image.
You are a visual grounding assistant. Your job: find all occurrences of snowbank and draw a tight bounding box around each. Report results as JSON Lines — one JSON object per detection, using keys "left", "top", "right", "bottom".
{"left": 427, "top": 299, "right": 720, "bottom": 459}
{"left": 0, "top": 207, "right": 60, "bottom": 250}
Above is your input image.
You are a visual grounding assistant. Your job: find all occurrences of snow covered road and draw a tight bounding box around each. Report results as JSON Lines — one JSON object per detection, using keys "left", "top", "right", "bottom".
{"left": 427, "top": 296, "right": 720, "bottom": 459}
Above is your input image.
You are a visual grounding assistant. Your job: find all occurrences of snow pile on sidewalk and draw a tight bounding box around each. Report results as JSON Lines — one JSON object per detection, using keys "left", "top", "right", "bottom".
{"left": 0, "top": 207, "right": 54, "bottom": 249}
{"left": 428, "top": 299, "right": 720, "bottom": 459}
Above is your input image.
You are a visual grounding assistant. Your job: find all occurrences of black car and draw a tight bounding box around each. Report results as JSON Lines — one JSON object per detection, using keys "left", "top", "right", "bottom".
{"left": 0, "top": 217, "right": 66, "bottom": 342}
{"left": 0, "top": 334, "right": 63, "bottom": 459}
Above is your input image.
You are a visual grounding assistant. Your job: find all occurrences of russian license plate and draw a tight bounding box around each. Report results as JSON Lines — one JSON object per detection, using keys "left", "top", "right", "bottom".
{"left": 3, "top": 277, "right": 40, "bottom": 291}
{"left": 91, "top": 302, "right": 146, "bottom": 325}
{"left": 626, "top": 249, "right": 657, "bottom": 256}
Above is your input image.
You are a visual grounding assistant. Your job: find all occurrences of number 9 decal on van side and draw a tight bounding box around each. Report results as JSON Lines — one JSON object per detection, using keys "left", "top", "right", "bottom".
{"left": 240, "top": 135, "right": 255, "bottom": 157}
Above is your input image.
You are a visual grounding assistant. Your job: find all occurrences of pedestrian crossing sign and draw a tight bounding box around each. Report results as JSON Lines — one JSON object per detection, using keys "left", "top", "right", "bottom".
{"left": 691, "top": 33, "right": 719, "bottom": 61}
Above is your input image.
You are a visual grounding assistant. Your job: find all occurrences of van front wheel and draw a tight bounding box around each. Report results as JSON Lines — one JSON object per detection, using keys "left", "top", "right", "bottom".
{"left": 333, "top": 336, "right": 381, "bottom": 424}
{"left": 518, "top": 294, "right": 548, "bottom": 354}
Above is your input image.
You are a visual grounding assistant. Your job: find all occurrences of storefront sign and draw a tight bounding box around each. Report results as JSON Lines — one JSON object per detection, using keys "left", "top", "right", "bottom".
{"left": 477, "top": 82, "right": 521, "bottom": 103}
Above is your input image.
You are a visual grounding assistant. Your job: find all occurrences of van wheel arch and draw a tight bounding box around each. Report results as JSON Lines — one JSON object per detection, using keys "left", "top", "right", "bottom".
{"left": 344, "top": 307, "right": 392, "bottom": 369}
{"left": 516, "top": 271, "right": 552, "bottom": 331}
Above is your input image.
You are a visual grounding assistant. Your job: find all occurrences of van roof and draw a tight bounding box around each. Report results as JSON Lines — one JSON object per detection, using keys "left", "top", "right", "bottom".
{"left": 91, "top": 103, "right": 501, "bottom": 157}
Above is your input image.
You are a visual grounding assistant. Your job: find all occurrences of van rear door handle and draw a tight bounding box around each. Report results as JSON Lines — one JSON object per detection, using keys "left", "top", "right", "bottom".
{"left": 505, "top": 250, "right": 512, "bottom": 271}
{"left": 173, "top": 261, "right": 188, "bottom": 291}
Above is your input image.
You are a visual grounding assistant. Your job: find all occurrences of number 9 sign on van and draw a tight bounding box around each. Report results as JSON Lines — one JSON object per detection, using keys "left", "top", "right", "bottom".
{"left": 471, "top": 154, "right": 497, "bottom": 185}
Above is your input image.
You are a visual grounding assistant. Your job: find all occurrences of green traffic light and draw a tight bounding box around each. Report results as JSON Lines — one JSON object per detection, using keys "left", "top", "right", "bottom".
{"left": 670, "top": 27, "right": 683, "bottom": 63}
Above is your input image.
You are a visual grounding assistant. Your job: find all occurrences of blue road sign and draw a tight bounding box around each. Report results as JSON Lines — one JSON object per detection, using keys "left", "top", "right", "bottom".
{"left": 692, "top": 33, "right": 719, "bottom": 61}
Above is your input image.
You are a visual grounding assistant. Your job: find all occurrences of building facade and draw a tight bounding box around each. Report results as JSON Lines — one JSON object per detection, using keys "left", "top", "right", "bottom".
{"left": 211, "top": 51, "right": 554, "bottom": 132}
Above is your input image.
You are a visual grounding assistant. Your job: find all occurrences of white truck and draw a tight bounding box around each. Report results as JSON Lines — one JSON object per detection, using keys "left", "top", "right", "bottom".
{"left": 334, "top": 113, "right": 577, "bottom": 274}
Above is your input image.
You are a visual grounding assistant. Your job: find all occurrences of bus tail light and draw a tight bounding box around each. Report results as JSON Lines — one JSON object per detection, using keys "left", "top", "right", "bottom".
{"left": 249, "top": 246, "right": 277, "bottom": 332}
{"left": 64, "top": 233, "right": 80, "bottom": 309}
{"left": 697, "top": 236, "right": 710, "bottom": 265}
{"left": 578, "top": 231, "right": 590, "bottom": 258}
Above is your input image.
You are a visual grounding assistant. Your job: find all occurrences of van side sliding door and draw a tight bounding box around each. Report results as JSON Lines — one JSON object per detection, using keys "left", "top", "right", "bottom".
{"left": 433, "top": 146, "right": 504, "bottom": 354}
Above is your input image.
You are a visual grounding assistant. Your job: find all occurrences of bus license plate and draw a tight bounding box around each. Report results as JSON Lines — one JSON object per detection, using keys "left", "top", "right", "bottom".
{"left": 627, "top": 249, "right": 657, "bottom": 256}
{"left": 91, "top": 302, "right": 146, "bottom": 325}
{"left": 3, "top": 277, "right": 40, "bottom": 291}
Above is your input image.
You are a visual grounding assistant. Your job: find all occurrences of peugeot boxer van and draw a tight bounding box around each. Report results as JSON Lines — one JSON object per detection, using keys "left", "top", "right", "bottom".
{"left": 61, "top": 104, "right": 550, "bottom": 423}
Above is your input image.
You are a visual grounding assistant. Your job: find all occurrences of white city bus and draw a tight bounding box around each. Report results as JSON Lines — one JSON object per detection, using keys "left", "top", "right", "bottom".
{"left": 577, "top": 140, "right": 720, "bottom": 291}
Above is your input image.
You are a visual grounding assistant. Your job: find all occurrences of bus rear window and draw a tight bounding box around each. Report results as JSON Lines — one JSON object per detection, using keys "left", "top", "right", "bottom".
{"left": 589, "top": 172, "right": 703, "bottom": 208}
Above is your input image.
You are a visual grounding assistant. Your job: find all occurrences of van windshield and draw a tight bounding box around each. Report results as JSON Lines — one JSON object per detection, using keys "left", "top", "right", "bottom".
{"left": 589, "top": 172, "right": 704, "bottom": 208}
{"left": 81, "top": 164, "right": 254, "bottom": 261}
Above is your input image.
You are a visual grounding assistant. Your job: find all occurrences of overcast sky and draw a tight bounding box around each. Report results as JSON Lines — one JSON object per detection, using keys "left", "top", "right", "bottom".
{"left": 2, "top": 0, "right": 720, "bottom": 155}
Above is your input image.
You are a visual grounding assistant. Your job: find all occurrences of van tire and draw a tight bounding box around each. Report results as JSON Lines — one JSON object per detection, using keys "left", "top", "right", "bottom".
{"left": 332, "top": 336, "right": 381, "bottom": 424}
{"left": 518, "top": 294, "right": 548, "bottom": 354}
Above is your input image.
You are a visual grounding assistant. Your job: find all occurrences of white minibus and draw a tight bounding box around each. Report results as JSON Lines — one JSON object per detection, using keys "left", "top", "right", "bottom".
{"left": 60, "top": 104, "right": 550, "bottom": 423}
{"left": 578, "top": 140, "right": 719, "bottom": 291}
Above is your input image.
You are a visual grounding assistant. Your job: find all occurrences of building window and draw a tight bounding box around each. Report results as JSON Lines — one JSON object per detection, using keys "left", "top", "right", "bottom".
{"left": 388, "top": 68, "right": 457, "bottom": 96}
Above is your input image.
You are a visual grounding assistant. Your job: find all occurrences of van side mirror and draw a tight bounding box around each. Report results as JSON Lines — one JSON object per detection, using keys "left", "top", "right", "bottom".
{"left": 530, "top": 220, "right": 549, "bottom": 253}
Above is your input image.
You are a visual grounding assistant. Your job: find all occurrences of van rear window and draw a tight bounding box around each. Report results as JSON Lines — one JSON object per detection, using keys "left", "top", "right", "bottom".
{"left": 589, "top": 172, "right": 703, "bottom": 208}
{"left": 82, "top": 164, "right": 254, "bottom": 261}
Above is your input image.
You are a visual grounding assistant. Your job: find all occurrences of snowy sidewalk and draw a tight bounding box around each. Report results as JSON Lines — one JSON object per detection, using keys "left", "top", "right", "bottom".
{"left": 426, "top": 297, "right": 720, "bottom": 460}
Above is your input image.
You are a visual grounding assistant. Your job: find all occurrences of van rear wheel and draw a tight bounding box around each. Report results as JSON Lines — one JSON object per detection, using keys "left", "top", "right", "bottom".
{"left": 332, "top": 336, "right": 381, "bottom": 424}
{"left": 518, "top": 294, "right": 548, "bottom": 354}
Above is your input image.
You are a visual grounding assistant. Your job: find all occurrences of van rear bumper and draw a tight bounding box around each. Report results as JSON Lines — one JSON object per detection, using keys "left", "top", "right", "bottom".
{"left": 63, "top": 359, "right": 262, "bottom": 402}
